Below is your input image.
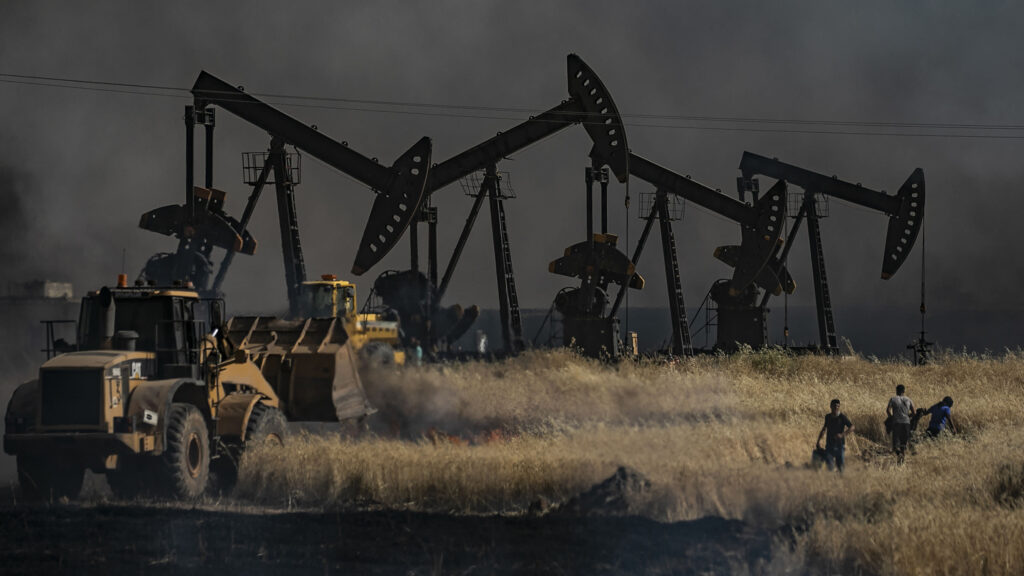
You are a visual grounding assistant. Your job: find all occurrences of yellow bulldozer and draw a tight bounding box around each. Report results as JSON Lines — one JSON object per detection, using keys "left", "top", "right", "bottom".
{"left": 3, "top": 276, "right": 374, "bottom": 500}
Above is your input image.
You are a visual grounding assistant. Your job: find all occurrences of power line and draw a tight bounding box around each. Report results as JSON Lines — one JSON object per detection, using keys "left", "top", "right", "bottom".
{"left": 4, "top": 72, "right": 1024, "bottom": 139}
{"left": 0, "top": 77, "right": 187, "bottom": 100}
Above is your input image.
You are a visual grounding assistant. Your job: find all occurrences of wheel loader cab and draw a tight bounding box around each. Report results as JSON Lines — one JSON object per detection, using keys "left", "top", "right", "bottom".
{"left": 299, "top": 276, "right": 356, "bottom": 320}
{"left": 76, "top": 286, "right": 204, "bottom": 379}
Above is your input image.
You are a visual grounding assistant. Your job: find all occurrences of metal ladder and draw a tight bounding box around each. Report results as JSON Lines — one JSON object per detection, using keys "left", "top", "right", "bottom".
{"left": 271, "top": 147, "right": 307, "bottom": 317}
{"left": 656, "top": 194, "right": 693, "bottom": 355}
{"left": 806, "top": 203, "right": 838, "bottom": 352}
{"left": 494, "top": 196, "right": 524, "bottom": 348}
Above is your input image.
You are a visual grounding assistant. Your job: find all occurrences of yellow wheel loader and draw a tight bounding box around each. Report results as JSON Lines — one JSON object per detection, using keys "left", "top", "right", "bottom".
{"left": 3, "top": 277, "right": 373, "bottom": 500}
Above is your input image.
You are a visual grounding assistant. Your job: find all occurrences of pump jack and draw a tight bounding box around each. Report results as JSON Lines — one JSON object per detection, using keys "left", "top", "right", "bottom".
{"left": 729, "top": 152, "right": 925, "bottom": 352}
{"left": 373, "top": 54, "right": 630, "bottom": 354}
{"left": 608, "top": 154, "right": 788, "bottom": 356}
{"left": 139, "top": 71, "right": 432, "bottom": 318}
{"left": 549, "top": 65, "right": 789, "bottom": 357}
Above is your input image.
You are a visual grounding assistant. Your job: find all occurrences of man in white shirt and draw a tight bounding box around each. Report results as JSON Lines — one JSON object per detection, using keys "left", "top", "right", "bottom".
{"left": 886, "top": 384, "right": 915, "bottom": 464}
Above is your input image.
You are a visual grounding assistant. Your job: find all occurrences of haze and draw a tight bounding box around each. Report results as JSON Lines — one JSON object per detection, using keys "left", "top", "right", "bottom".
{"left": 2, "top": 1, "right": 1021, "bottom": 352}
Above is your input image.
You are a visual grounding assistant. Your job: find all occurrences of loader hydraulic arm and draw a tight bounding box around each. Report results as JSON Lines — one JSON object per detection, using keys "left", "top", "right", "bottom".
{"left": 739, "top": 151, "right": 924, "bottom": 279}
{"left": 191, "top": 71, "right": 432, "bottom": 275}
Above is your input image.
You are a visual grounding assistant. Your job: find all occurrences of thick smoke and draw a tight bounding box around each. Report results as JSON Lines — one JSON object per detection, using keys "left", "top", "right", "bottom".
{"left": 0, "top": 167, "right": 36, "bottom": 280}
{"left": 0, "top": 1, "right": 1021, "bottom": 349}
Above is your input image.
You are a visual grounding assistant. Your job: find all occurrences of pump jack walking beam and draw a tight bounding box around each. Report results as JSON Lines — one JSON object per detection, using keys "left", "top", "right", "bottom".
{"left": 738, "top": 152, "right": 925, "bottom": 280}
{"left": 424, "top": 55, "right": 630, "bottom": 196}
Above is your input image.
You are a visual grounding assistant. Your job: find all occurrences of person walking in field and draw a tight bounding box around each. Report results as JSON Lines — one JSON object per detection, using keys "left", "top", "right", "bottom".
{"left": 887, "top": 384, "right": 915, "bottom": 464}
{"left": 925, "top": 396, "right": 957, "bottom": 438}
{"left": 817, "top": 398, "right": 854, "bottom": 472}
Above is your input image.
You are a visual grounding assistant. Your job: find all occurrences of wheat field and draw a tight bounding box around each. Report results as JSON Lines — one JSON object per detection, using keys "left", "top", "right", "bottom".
{"left": 234, "top": 348, "right": 1024, "bottom": 575}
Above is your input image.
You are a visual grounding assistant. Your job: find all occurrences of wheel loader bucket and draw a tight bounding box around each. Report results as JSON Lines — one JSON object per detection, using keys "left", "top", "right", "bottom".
{"left": 331, "top": 341, "right": 377, "bottom": 422}
{"left": 226, "top": 316, "right": 376, "bottom": 423}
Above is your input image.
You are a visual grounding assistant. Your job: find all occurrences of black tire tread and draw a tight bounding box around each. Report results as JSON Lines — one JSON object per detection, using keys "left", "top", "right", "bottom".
{"left": 245, "top": 403, "right": 287, "bottom": 447}
{"left": 211, "top": 402, "right": 286, "bottom": 494}
{"left": 160, "top": 403, "right": 210, "bottom": 499}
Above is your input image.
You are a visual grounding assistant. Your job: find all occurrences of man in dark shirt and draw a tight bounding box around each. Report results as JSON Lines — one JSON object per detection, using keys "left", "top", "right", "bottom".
{"left": 817, "top": 398, "right": 854, "bottom": 472}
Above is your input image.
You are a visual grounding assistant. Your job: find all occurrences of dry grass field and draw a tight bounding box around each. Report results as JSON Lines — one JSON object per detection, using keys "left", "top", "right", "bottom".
{"left": 232, "top": 348, "right": 1024, "bottom": 575}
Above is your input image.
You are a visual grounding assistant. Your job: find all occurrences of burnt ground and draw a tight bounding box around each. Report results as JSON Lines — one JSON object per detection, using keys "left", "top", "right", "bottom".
{"left": 0, "top": 499, "right": 781, "bottom": 575}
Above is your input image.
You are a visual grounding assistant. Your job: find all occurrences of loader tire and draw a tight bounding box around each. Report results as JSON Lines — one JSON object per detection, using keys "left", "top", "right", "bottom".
{"left": 160, "top": 403, "right": 210, "bottom": 499}
{"left": 211, "top": 403, "right": 286, "bottom": 493}
{"left": 245, "top": 403, "right": 287, "bottom": 448}
{"left": 17, "top": 455, "right": 84, "bottom": 501}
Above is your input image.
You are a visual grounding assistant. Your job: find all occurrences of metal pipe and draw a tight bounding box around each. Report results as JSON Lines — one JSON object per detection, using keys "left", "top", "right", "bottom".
{"left": 585, "top": 167, "right": 594, "bottom": 245}
{"left": 600, "top": 167, "right": 608, "bottom": 234}
{"left": 409, "top": 215, "right": 419, "bottom": 274}
{"left": 437, "top": 178, "right": 489, "bottom": 302}
{"left": 211, "top": 156, "right": 273, "bottom": 294}
{"left": 609, "top": 199, "right": 658, "bottom": 318}
{"left": 204, "top": 110, "right": 214, "bottom": 188}
{"left": 185, "top": 105, "right": 195, "bottom": 222}
{"left": 428, "top": 208, "right": 438, "bottom": 290}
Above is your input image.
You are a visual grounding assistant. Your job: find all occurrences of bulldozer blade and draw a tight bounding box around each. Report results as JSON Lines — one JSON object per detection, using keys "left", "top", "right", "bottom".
{"left": 728, "top": 180, "right": 786, "bottom": 293}
{"left": 881, "top": 168, "right": 925, "bottom": 279}
{"left": 567, "top": 54, "right": 629, "bottom": 183}
{"left": 352, "top": 137, "right": 432, "bottom": 275}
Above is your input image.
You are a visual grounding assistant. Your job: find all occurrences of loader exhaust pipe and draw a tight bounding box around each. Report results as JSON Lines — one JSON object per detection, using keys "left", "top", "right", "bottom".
{"left": 99, "top": 287, "right": 116, "bottom": 349}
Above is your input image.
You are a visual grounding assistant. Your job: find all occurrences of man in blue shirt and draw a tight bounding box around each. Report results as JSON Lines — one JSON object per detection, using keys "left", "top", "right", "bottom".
{"left": 817, "top": 398, "right": 854, "bottom": 472}
{"left": 925, "top": 396, "right": 957, "bottom": 437}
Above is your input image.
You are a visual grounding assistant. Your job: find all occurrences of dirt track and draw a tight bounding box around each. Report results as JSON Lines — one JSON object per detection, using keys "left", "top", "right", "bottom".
{"left": 0, "top": 500, "right": 777, "bottom": 574}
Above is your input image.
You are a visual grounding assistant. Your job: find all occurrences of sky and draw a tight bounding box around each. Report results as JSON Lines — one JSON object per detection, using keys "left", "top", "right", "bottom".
{"left": 1, "top": 1, "right": 1022, "bottom": 351}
